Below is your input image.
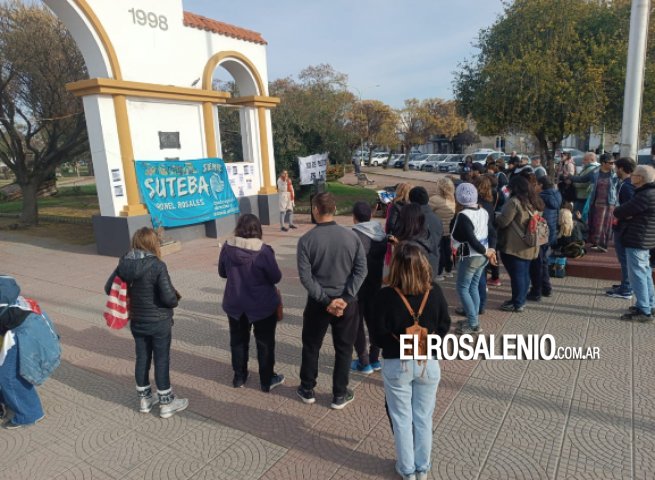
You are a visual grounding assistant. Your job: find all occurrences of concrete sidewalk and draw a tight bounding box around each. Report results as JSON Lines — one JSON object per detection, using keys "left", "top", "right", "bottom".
{"left": 1, "top": 218, "right": 653, "bottom": 480}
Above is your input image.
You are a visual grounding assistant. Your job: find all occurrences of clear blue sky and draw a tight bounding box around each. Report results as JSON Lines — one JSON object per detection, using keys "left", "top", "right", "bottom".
{"left": 183, "top": 0, "right": 506, "bottom": 108}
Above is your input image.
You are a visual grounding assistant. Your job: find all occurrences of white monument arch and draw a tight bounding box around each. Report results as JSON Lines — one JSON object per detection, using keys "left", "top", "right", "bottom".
{"left": 43, "top": 0, "right": 280, "bottom": 255}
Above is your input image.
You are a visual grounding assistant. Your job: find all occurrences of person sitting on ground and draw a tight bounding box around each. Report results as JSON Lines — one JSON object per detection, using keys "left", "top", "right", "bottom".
{"left": 373, "top": 242, "right": 451, "bottom": 480}
{"left": 350, "top": 201, "right": 387, "bottom": 375}
{"left": 556, "top": 202, "right": 588, "bottom": 257}
{"left": 0, "top": 276, "right": 60, "bottom": 429}
{"left": 104, "top": 227, "right": 188, "bottom": 419}
{"left": 219, "top": 214, "right": 284, "bottom": 392}
{"left": 429, "top": 177, "right": 456, "bottom": 279}
{"left": 409, "top": 187, "right": 443, "bottom": 281}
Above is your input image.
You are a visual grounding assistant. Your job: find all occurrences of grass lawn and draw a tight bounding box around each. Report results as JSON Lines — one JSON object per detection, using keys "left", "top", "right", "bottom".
{"left": 0, "top": 184, "right": 99, "bottom": 218}
{"left": 294, "top": 182, "right": 378, "bottom": 214}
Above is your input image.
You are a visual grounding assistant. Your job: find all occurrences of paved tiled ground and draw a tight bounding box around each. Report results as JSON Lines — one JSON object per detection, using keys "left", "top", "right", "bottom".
{"left": 1, "top": 216, "right": 654, "bottom": 480}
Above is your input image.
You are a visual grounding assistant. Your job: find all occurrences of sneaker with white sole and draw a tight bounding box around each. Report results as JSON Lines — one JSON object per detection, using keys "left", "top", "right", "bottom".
{"left": 139, "top": 396, "right": 159, "bottom": 413}
{"left": 4, "top": 415, "right": 45, "bottom": 430}
{"left": 159, "top": 397, "right": 189, "bottom": 419}
{"left": 331, "top": 389, "right": 355, "bottom": 410}
{"left": 261, "top": 373, "right": 285, "bottom": 392}
{"left": 297, "top": 386, "right": 316, "bottom": 404}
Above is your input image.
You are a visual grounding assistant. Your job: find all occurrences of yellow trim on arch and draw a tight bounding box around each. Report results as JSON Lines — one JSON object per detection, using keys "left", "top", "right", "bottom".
{"left": 67, "top": 78, "right": 231, "bottom": 103}
{"left": 72, "top": 0, "right": 122, "bottom": 80}
{"left": 202, "top": 51, "right": 266, "bottom": 95}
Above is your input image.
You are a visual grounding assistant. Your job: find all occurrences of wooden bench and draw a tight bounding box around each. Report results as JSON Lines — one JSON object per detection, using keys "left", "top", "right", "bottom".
{"left": 356, "top": 173, "right": 375, "bottom": 186}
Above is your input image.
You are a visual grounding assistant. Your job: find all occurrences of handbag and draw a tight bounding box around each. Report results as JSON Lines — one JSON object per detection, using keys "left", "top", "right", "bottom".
{"left": 104, "top": 275, "right": 130, "bottom": 329}
{"left": 276, "top": 288, "right": 283, "bottom": 321}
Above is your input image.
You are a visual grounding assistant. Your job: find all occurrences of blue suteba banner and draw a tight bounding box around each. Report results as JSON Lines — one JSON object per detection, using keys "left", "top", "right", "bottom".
{"left": 135, "top": 158, "right": 240, "bottom": 228}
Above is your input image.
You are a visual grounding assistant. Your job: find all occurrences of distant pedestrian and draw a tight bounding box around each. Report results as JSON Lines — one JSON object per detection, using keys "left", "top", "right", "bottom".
{"left": 350, "top": 201, "right": 387, "bottom": 375}
{"left": 566, "top": 152, "right": 599, "bottom": 217}
{"left": 297, "top": 193, "right": 367, "bottom": 409}
{"left": 277, "top": 170, "right": 297, "bottom": 232}
{"left": 605, "top": 157, "right": 636, "bottom": 300}
{"left": 429, "top": 177, "right": 456, "bottom": 278}
{"left": 409, "top": 187, "right": 443, "bottom": 281}
{"left": 373, "top": 242, "right": 451, "bottom": 480}
{"left": 614, "top": 165, "right": 655, "bottom": 323}
{"left": 219, "top": 214, "right": 284, "bottom": 392}
{"left": 531, "top": 157, "right": 547, "bottom": 179}
{"left": 586, "top": 154, "right": 618, "bottom": 252}
{"left": 104, "top": 227, "right": 188, "bottom": 418}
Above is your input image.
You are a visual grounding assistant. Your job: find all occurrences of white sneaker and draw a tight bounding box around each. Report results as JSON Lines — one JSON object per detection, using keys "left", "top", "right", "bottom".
{"left": 160, "top": 397, "right": 188, "bottom": 419}
{"left": 416, "top": 472, "right": 428, "bottom": 480}
{"left": 139, "top": 396, "right": 158, "bottom": 413}
{"left": 435, "top": 275, "right": 445, "bottom": 281}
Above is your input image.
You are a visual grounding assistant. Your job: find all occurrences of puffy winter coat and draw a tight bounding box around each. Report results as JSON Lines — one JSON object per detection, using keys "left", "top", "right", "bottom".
{"left": 540, "top": 188, "right": 562, "bottom": 246}
{"left": 614, "top": 183, "right": 655, "bottom": 249}
{"left": 219, "top": 237, "right": 282, "bottom": 322}
{"left": 104, "top": 250, "right": 178, "bottom": 332}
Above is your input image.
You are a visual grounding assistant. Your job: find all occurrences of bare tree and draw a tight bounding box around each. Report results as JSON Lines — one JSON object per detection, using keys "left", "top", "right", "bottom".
{"left": 0, "top": 1, "right": 88, "bottom": 224}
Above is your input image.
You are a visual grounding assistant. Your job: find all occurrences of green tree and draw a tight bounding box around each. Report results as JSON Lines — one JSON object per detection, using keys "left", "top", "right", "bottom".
{"left": 349, "top": 99, "right": 398, "bottom": 163}
{"left": 395, "top": 99, "right": 433, "bottom": 171}
{"left": 453, "top": 0, "right": 639, "bottom": 168}
{"left": 269, "top": 64, "right": 357, "bottom": 177}
{"left": 0, "top": 1, "right": 88, "bottom": 223}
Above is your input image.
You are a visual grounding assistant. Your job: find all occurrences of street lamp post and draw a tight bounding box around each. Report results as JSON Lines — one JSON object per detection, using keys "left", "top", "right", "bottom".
{"left": 620, "top": 0, "right": 651, "bottom": 160}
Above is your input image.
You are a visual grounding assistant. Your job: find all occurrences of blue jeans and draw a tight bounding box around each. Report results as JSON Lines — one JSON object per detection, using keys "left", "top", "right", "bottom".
{"left": 0, "top": 343, "right": 44, "bottom": 425}
{"left": 500, "top": 252, "right": 531, "bottom": 308}
{"left": 456, "top": 255, "right": 488, "bottom": 328}
{"left": 626, "top": 248, "right": 655, "bottom": 315}
{"left": 383, "top": 359, "right": 441, "bottom": 476}
{"left": 614, "top": 234, "right": 631, "bottom": 292}
{"left": 132, "top": 326, "right": 172, "bottom": 391}
{"left": 478, "top": 269, "right": 487, "bottom": 313}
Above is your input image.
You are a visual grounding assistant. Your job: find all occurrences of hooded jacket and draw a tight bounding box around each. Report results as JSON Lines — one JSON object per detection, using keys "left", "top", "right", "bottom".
{"left": 570, "top": 163, "right": 600, "bottom": 201}
{"left": 219, "top": 237, "right": 282, "bottom": 321}
{"left": 0, "top": 275, "right": 29, "bottom": 335}
{"left": 104, "top": 250, "right": 178, "bottom": 330}
{"left": 352, "top": 221, "right": 387, "bottom": 302}
{"left": 540, "top": 188, "right": 562, "bottom": 246}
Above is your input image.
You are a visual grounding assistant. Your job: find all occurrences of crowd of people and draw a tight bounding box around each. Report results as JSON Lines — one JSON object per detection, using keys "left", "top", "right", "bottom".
{"left": 2, "top": 152, "right": 654, "bottom": 479}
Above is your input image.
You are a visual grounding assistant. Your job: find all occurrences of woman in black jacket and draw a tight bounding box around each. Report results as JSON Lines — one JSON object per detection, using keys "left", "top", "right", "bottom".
{"left": 373, "top": 242, "right": 450, "bottom": 480}
{"left": 105, "top": 227, "right": 187, "bottom": 419}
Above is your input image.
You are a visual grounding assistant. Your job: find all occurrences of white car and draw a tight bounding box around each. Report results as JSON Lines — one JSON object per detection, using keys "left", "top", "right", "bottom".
{"left": 408, "top": 154, "right": 430, "bottom": 170}
{"left": 388, "top": 154, "right": 406, "bottom": 168}
{"left": 369, "top": 152, "right": 390, "bottom": 166}
{"left": 421, "top": 154, "right": 450, "bottom": 172}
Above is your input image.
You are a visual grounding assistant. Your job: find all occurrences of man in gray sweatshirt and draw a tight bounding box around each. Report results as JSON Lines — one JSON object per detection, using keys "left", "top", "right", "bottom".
{"left": 296, "top": 192, "right": 367, "bottom": 410}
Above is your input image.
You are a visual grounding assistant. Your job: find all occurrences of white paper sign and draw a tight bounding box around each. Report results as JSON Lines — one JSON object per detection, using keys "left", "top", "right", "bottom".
{"left": 226, "top": 162, "right": 257, "bottom": 197}
{"left": 298, "top": 153, "right": 328, "bottom": 185}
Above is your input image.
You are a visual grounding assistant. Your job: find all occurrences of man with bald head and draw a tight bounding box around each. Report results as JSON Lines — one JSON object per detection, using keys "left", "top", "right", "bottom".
{"left": 614, "top": 165, "right": 655, "bottom": 322}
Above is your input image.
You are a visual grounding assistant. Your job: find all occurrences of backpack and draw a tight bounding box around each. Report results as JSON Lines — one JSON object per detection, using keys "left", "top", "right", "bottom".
{"left": 512, "top": 207, "right": 549, "bottom": 248}
{"left": 104, "top": 275, "right": 130, "bottom": 329}
{"left": 392, "top": 287, "right": 430, "bottom": 364}
{"left": 562, "top": 240, "right": 585, "bottom": 259}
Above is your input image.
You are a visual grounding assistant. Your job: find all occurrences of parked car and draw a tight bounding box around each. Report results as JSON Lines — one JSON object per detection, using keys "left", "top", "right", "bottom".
{"left": 387, "top": 154, "right": 406, "bottom": 168}
{"left": 395, "top": 153, "right": 422, "bottom": 168}
{"left": 438, "top": 154, "right": 464, "bottom": 173}
{"left": 422, "top": 154, "right": 449, "bottom": 172}
{"left": 463, "top": 151, "right": 503, "bottom": 165}
{"left": 369, "top": 152, "right": 390, "bottom": 166}
{"left": 408, "top": 154, "right": 430, "bottom": 170}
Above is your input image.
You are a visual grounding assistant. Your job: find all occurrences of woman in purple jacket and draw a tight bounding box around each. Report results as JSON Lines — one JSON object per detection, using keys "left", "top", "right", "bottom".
{"left": 219, "top": 214, "right": 284, "bottom": 392}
